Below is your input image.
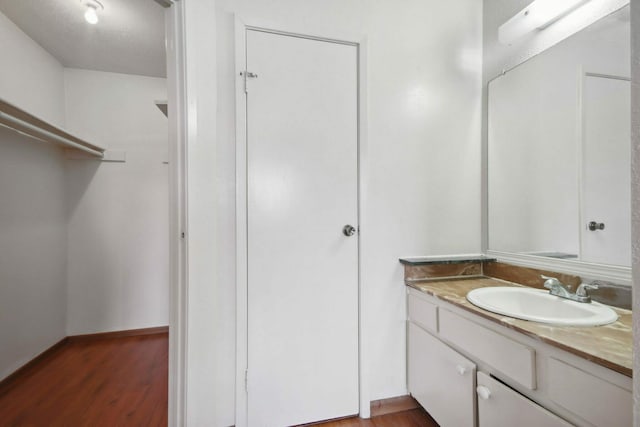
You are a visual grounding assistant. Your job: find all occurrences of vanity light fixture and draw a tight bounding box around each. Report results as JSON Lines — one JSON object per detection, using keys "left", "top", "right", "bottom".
{"left": 499, "top": 0, "right": 590, "bottom": 44}
{"left": 83, "top": 0, "right": 104, "bottom": 25}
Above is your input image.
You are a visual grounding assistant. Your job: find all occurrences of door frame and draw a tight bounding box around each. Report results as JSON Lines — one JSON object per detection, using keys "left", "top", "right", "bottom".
{"left": 165, "top": 2, "right": 187, "bottom": 426}
{"left": 234, "top": 18, "right": 370, "bottom": 426}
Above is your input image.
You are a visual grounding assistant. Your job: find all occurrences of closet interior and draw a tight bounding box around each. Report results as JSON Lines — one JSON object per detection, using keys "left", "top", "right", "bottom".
{"left": 0, "top": 0, "right": 169, "bottom": 383}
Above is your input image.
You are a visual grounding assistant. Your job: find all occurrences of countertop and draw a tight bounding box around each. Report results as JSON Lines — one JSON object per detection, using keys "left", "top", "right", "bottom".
{"left": 407, "top": 277, "right": 632, "bottom": 377}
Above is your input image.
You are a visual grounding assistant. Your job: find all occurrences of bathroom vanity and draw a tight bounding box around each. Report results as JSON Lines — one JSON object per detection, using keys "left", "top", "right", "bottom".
{"left": 403, "top": 260, "right": 632, "bottom": 427}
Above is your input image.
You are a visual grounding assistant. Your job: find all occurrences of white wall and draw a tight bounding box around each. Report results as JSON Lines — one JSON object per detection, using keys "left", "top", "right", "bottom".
{"left": 64, "top": 69, "right": 169, "bottom": 335}
{"left": 0, "top": 132, "right": 68, "bottom": 381}
{"left": 205, "top": 1, "right": 483, "bottom": 424}
{"left": 0, "top": 11, "right": 65, "bottom": 126}
{"left": 0, "top": 10, "right": 67, "bottom": 380}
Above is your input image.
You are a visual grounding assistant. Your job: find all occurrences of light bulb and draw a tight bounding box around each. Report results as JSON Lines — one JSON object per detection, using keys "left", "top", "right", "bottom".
{"left": 84, "top": 6, "right": 98, "bottom": 24}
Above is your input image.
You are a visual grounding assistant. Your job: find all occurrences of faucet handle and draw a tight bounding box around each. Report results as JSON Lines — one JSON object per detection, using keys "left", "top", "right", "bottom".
{"left": 576, "top": 283, "right": 599, "bottom": 297}
{"left": 540, "top": 275, "right": 561, "bottom": 289}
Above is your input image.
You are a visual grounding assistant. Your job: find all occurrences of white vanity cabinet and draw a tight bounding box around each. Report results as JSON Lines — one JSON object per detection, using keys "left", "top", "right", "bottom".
{"left": 406, "top": 287, "right": 632, "bottom": 427}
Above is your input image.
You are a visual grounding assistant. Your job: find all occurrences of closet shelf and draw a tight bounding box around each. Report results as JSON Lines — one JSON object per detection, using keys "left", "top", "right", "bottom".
{"left": 0, "top": 97, "right": 106, "bottom": 158}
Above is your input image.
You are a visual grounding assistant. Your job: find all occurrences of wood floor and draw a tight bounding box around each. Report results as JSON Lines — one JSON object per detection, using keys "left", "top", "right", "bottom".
{"left": 0, "top": 333, "right": 437, "bottom": 427}
{"left": 307, "top": 408, "right": 439, "bottom": 427}
{"left": 0, "top": 333, "right": 168, "bottom": 426}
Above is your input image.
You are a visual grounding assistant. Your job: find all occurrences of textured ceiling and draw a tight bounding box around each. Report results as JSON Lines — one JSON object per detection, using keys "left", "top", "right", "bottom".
{"left": 0, "top": 0, "right": 166, "bottom": 78}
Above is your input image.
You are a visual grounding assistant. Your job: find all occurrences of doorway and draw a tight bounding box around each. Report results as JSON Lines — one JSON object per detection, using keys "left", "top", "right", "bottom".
{"left": 0, "top": 0, "right": 170, "bottom": 423}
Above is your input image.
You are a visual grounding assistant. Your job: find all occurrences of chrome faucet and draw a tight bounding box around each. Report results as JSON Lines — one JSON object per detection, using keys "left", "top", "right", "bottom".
{"left": 541, "top": 275, "right": 598, "bottom": 303}
{"left": 576, "top": 283, "right": 599, "bottom": 301}
{"left": 541, "top": 275, "right": 572, "bottom": 298}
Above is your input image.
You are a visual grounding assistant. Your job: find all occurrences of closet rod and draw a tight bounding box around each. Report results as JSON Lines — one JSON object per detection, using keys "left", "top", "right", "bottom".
{"left": 0, "top": 111, "right": 104, "bottom": 158}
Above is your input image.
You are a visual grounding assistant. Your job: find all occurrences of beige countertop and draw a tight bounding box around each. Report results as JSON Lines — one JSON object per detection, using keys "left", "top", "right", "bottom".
{"left": 407, "top": 277, "right": 632, "bottom": 377}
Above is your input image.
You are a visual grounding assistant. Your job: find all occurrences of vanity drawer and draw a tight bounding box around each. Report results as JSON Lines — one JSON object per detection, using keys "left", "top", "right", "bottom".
{"left": 439, "top": 309, "right": 536, "bottom": 389}
{"left": 547, "top": 358, "right": 631, "bottom": 427}
{"left": 477, "top": 372, "right": 572, "bottom": 427}
{"left": 407, "top": 290, "right": 438, "bottom": 333}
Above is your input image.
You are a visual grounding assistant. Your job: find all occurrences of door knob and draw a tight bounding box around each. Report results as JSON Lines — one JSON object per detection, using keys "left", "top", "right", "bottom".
{"left": 342, "top": 225, "right": 356, "bottom": 236}
{"left": 588, "top": 221, "right": 605, "bottom": 231}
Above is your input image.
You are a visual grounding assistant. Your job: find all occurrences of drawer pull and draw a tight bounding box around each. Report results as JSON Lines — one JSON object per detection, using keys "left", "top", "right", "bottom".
{"left": 477, "top": 385, "right": 492, "bottom": 400}
{"left": 456, "top": 365, "right": 467, "bottom": 376}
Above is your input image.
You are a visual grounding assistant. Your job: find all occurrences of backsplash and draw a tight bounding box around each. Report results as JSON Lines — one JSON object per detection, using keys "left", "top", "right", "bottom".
{"left": 399, "top": 255, "right": 495, "bottom": 281}
{"left": 483, "top": 262, "right": 581, "bottom": 290}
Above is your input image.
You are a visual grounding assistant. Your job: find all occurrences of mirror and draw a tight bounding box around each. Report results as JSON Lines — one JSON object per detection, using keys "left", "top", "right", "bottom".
{"left": 488, "top": 5, "right": 630, "bottom": 268}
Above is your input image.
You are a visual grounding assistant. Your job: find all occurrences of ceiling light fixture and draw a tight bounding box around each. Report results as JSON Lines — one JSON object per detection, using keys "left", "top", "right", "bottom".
{"left": 499, "top": 0, "right": 590, "bottom": 44}
{"left": 83, "top": 0, "right": 104, "bottom": 25}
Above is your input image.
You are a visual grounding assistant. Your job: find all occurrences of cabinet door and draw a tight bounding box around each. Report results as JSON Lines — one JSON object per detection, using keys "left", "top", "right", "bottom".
{"left": 408, "top": 322, "right": 476, "bottom": 427}
{"left": 477, "top": 372, "right": 573, "bottom": 427}
{"left": 547, "top": 358, "right": 632, "bottom": 427}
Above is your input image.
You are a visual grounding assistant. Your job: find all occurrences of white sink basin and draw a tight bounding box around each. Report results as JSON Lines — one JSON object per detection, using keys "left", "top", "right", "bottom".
{"left": 466, "top": 287, "right": 618, "bottom": 326}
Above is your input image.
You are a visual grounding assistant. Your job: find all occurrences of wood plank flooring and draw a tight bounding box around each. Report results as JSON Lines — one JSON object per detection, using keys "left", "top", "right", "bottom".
{"left": 0, "top": 333, "right": 168, "bottom": 426}
{"left": 0, "top": 333, "right": 436, "bottom": 427}
{"left": 306, "top": 408, "right": 439, "bottom": 427}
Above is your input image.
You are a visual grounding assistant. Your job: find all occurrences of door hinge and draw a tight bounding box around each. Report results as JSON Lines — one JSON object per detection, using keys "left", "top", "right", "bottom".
{"left": 240, "top": 71, "right": 258, "bottom": 93}
{"left": 245, "top": 369, "right": 248, "bottom": 393}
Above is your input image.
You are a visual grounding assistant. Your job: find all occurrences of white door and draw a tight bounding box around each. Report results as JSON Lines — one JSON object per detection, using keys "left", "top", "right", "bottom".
{"left": 245, "top": 29, "right": 359, "bottom": 426}
{"left": 580, "top": 75, "right": 630, "bottom": 266}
